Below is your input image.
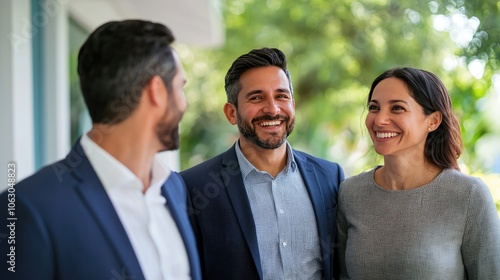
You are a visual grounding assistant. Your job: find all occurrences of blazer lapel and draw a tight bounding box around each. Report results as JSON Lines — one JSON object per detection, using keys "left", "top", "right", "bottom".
{"left": 293, "top": 151, "right": 330, "bottom": 276}
{"left": 160, "top": 173, "right": 201, "bottom": 280}
{"left": 222, "top": 146, "right": 263, "bottom": 278}
{"left": 69, "top": 144, "right": 144, "bottom": 280}
{"left": 294, "top": 151, "right": 328, "bottom": 233}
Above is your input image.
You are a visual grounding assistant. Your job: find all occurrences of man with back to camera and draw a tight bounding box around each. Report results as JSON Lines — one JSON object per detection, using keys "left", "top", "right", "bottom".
{"left": 0, "top": 20, "right": 201, "bottom": 280}
{"left": 181, "top": 47, "right": 345, "bottom": 280}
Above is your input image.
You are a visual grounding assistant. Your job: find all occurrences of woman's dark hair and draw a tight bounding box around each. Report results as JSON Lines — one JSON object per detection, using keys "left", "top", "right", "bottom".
{"left": 368, "top": 67, "right": 463, "bottom": 170}
{"left": 77, "top": 20, "right": 176, "bottom": 124}
{"left": 224, "top": 47, "right": 293, "bottom": 107}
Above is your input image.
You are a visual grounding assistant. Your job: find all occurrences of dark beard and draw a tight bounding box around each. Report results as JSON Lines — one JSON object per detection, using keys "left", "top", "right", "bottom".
{"left": 156, "top": 122, "right": 180, "bottom": 152}
{"left": 156, "top": 102, "right": 183, "bottom": 152}
{"left": 237, "top": 111, "right": 295, "bottom": 149}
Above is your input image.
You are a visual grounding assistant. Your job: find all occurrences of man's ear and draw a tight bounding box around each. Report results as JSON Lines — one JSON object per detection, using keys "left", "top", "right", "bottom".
{"left": 428, "top": 111, "right": 442, "bottom": 131}
{"left": 223, "top": 102, "right": 237, "bottom": 125}
{"left": 146, "top": 76, "right": 168, "bottom": 107}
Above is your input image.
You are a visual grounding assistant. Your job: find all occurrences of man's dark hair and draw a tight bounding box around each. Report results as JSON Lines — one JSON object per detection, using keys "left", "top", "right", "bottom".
{"left": 224, "top": 47, "right": 293, "bottom": 107}
{"left": 77, "top": 20, "right": 176, "bottom": 124}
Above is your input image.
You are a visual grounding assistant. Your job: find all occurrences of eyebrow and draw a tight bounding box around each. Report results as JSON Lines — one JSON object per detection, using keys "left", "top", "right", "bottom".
{"left": 243, "top": 90, "right": 263, "bottom": 98}
{"left": 243, "top": 88, "right": 290, "bottom": 98}
{"left": 369, "top": 99, "right": 410, "bottom": 105}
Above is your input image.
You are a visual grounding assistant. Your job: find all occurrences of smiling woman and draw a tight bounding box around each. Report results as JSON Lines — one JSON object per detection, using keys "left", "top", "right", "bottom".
{"left": 365, "top": 76, "right": 443, "bottom": 163}
{"left": 337, "top": 67, "right": 500, "bottom": 280}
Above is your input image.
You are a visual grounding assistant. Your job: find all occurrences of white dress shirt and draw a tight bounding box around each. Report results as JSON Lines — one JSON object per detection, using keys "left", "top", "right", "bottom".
{"left": 81, "top": 134, "right": 191, "bottom": 280}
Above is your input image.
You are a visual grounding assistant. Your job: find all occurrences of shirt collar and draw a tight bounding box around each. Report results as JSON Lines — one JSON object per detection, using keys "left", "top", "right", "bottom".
{"left": 235, "top": 140, "right": 297, "bottom": 179}
{"left": 80, "top": 133, "right": 171, "bottom": 195}
{"left": 149, "top": 155, "right": 171, "bottom": 195}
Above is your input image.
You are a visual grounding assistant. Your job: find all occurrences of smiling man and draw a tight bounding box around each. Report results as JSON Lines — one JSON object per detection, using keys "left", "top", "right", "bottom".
{"left": 181, "top": 47, "right": 344, "bottom": 280}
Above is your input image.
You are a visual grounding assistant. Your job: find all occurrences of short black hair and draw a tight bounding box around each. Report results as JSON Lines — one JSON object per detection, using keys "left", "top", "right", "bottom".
{"left": 224, "top": 47, "right": 293, "bottom": 107}
{"left": 77, "top": 20, "right": 176, "bottom": 124}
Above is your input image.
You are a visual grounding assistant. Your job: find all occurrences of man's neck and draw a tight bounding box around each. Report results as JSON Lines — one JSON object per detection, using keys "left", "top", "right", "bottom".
{"left": 88, "top": 126, "right": 155, "bottom": 192}
{"left": 239, "top": 140, "right": 288, "bottom": 177}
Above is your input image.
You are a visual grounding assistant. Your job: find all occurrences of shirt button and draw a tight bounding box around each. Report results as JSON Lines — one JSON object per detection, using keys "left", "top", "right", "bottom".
{"left": 279, "top": 209, "right": 284, "bottom": 215}
{"left": 282, "top": 241, "right": 287, "bottom": 246}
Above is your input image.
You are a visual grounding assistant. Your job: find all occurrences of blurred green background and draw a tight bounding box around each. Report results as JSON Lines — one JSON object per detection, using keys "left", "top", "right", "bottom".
{"left": 175, "top": 0, "right": 500, "bottom": 214}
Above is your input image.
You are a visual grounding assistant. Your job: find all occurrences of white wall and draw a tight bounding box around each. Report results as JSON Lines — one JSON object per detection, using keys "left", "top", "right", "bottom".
{"left": 42, "top": 0, "right": 71, "bottom": 165}
{"left": 0, "top": 0, "right": 36, "bottom": 192}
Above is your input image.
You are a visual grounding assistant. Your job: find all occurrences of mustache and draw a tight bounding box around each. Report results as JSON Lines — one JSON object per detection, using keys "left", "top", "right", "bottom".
{"left": 252, "top": 114, "right": 289, "bottom": 123}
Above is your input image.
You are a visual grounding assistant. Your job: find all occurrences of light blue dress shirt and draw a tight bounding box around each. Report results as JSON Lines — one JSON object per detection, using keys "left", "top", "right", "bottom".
{"left": 235, "top": 141, "right": 322, "bottom": 280}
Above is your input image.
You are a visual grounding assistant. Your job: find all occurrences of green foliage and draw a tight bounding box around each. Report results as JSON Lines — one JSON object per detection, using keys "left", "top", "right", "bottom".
{"left": 178, "top": 0, "right": 500, "bottom": 175}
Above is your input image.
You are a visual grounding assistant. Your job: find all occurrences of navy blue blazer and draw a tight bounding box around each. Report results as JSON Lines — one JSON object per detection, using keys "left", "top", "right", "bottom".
{"left": 181, "top": 143, "right": 344, "bottom": 280}
{"left": 0, "top": 142, "right": 201, "bottom": 280}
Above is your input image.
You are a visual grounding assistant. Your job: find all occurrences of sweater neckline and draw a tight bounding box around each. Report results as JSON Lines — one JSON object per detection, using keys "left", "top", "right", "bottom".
{"left": 370, "top": 166, "right": 449, "bottom": 192}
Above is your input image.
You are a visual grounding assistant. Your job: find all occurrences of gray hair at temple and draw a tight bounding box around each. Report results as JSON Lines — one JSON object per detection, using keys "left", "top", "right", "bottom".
{"left": 224, "top": 47, "right": 293, "bottom": 107}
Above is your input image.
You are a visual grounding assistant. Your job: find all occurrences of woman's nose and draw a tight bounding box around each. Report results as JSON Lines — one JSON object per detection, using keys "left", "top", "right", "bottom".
{"left": 374, "top": 111, "right": 390, "bottom": 126}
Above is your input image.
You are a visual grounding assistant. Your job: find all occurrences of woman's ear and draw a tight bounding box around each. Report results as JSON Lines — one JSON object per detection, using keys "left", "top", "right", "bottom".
{"left": 428, "top": 111, "right": 443, "bottom": 131}
{"left": 223, "top": 102, "right": 237, "bottom": 125}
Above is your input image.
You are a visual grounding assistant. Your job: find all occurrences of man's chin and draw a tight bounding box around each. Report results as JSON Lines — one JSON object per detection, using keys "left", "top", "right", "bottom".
{"left": 158, "top": 146, "right": 179, "bottom": 153}
{"left": 158, "top": 136, "right": 179, "bottom": 152}
{"left": 253, "top": 137, "right": 287, "bottom": 149}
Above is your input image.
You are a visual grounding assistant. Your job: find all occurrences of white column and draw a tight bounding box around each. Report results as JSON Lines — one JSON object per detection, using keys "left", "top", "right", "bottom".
{"left": 0, "top": 0, "right": 35, "bottom": 192}
{"left": 43, "top": 0, "right": 71, "bottom": 165}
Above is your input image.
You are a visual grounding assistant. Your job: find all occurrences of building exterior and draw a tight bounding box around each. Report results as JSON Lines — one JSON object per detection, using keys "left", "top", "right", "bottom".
{"left": 0, "top": 0, "right": 224, "bottom": 192}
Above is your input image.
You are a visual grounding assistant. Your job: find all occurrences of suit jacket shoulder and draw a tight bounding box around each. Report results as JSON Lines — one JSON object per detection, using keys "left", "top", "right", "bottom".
{"left": 293, "top": 149, "right": 344, "bottom": 180}
{"left": 0, "top": 143, "right": 146, "bottom": 280}
{"left": 1, "top": 143, "right": 202, "bottom": 280}
{"left": 180, "top": 145, "right": 261, "bottom": 279}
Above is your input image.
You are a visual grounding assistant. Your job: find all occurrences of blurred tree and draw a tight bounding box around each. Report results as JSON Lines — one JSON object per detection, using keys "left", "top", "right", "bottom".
{"left": 177, "top": 0, "right": 500, "bottom": 177}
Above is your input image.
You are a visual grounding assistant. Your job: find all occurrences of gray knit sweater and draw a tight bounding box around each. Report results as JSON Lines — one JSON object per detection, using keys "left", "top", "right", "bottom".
{"left": 337, "top": 167, "right": 500, "bottom": 280}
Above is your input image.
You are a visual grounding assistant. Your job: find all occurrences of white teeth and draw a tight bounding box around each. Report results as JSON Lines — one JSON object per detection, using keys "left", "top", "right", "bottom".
{"left": 376, "top": 132, "right": 399, "bottom": 138}
{"left": 261, "top": 121, "right": 280, "bottom": 126}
